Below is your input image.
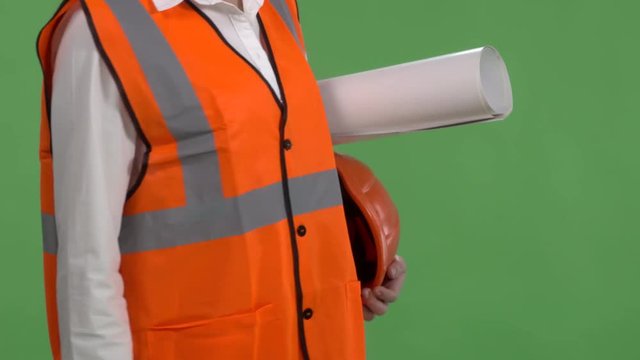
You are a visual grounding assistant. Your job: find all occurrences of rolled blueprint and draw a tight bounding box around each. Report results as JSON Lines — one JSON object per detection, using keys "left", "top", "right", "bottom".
{"left": 319, "top": 46, "right": 513, "bottom": 145}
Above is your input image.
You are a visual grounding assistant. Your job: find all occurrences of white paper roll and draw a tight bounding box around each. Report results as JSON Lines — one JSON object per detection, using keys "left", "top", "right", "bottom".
{"left": 319, "top": 46, "right": 513, "bottom": 145}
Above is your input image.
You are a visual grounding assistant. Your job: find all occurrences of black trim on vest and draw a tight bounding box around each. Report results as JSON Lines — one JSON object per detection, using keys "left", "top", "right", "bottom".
{"left": 187, "top": 1, "right": 311, "bottom": 358}
{"left": 294, "top": 0, "right": 301, "bottom": 22}
{"left": 258, "top": 14, "right": 312, "bottom": 360}
{"left": 36, "top": 0, "right": 71, "bottom": 154}
{"left": 80, "top": 0, "right": 151, "bottom": 200}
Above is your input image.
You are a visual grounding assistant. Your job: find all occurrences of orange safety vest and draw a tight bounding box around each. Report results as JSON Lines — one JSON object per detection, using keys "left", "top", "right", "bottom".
{"left": 37, "top": 0, "right": 366, "bottom": 359}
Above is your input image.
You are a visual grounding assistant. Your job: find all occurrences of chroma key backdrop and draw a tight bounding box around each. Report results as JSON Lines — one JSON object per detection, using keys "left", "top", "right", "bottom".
{"left": 1, "top": 0, "right": 639, "bottom": 359}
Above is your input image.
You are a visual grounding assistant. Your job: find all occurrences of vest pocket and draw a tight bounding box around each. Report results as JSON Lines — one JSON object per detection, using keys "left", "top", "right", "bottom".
{"left": 144, "top": 303, "right": 276, "bottom": 360}
{"left": 345, "top": 280, "right": 367, "bottom": 359}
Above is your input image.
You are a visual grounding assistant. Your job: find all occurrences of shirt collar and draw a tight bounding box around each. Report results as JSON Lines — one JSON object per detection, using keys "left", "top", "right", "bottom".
{"left": 153, "top": 0, "right": 264, "bottom": 16}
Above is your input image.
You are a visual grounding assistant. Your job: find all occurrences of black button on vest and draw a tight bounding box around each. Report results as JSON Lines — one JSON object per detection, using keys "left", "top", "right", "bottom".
{"left": 283, "top": 139, "right": 292, "bottom": 150}
{"left": 303, "top": 308, "right": 313, "bottom": 320}
{"left": 296, "top": 225, "right": 307, "bottom": 237}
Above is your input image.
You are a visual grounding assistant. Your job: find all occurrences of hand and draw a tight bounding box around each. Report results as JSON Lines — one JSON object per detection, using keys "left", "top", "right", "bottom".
{"left": 361, "top": 254, "right": 407, "bottom": 321}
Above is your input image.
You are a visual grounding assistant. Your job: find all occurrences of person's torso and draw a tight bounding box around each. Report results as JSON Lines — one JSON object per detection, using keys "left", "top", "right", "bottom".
{"left": 37, "top": 0, "right": 366, "bottom": 359}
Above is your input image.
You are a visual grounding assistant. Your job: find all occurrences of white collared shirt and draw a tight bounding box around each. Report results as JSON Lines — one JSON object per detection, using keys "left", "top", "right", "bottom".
{"left": 49, "top": 1, "right": 286, "bottom": 358}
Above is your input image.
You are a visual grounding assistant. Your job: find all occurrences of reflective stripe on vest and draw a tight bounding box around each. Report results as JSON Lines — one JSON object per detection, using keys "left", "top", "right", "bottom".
{"left": 43, "top": 170, "right": 341, "bottom": 253}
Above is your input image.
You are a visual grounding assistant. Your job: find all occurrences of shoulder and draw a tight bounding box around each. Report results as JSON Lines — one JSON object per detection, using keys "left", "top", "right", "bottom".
{"left": 51, "top": 1, "right": 97, "bottom": 64}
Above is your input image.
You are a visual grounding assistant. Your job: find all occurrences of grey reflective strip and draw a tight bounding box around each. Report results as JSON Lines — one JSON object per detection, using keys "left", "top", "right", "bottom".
{"left": 42, "top": 213, "right": 58, "bottom": 254}
{"left": 289, "top": 169, "right": 343, "bottom": 216}
{"left": 119, "top": 169, "right": 343, "bottom": 253}
{"left": 41, "top": 170, "right": 343, "bottom": 255}
{"left": 70, "top": 0, "right": 342, "bottom": 255}
{"left": 104, "top": 0, "right": 221, "bottom": 204}
{"left": 270, "top": 0, "right": 303, "bottom": 50}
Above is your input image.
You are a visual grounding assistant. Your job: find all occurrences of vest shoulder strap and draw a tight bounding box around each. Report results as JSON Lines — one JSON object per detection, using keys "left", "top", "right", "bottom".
{"left": 270, "top": 0, "right": 307, "bottom": 56}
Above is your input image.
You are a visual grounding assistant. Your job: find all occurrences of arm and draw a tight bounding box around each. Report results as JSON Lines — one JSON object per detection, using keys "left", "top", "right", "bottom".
{"left": 50, "top": 4, "right": 140, "bottom": 359}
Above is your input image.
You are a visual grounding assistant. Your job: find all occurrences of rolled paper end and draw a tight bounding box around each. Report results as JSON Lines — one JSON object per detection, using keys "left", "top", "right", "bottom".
{"left": 480, "top": 45, "right": 513, "bottom": 117}
{"left": 323, "top": 45, "right": 514, "bottom": 145}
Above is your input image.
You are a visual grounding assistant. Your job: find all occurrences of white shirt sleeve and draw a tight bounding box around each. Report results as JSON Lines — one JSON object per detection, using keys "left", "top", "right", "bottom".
{"left": 49, "top": 3, "right": 139, "bottom": 359}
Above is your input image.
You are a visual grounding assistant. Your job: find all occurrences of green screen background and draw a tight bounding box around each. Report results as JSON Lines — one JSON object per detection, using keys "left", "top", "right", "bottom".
{"left": 1, "top": 0, "right": 639, "bottom": 358}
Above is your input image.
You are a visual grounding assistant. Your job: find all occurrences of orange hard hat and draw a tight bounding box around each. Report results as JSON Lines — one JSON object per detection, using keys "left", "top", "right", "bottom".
{"left": 335, "top": 152, "right": 400, "bottom": 289}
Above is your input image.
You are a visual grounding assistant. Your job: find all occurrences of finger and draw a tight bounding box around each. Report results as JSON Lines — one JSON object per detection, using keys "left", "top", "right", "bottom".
{"left": 361, "top": 287, "right": 371, "bottom": 300}
{"left": 387, "top": 255, "right": 407, "bottom": 280}
{"left": 373, "top": 286, "right": 398, "bottom": 304}
{"left": 361, "top": 288, "right": 378, "bottom": 320}
{"left": 362, "top": 288, "right": 388, "bottom": 315}
{"left": 382, "top": 270, "right": 407, "bottom": 294}
{"left": 362, "top": 306, "right": 375, "bottom": 321}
